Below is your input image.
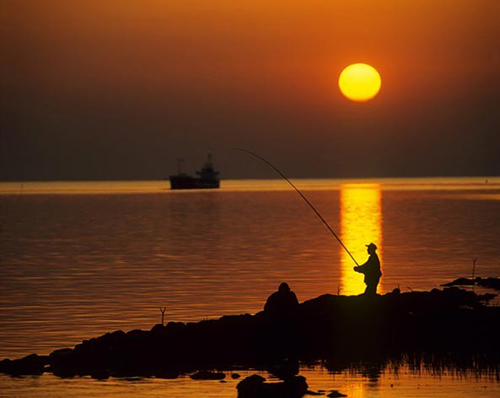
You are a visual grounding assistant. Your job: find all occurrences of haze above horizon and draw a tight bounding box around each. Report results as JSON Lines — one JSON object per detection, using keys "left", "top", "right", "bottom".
{"left": 1, "top": 1, "right": 499, "bottom": 181}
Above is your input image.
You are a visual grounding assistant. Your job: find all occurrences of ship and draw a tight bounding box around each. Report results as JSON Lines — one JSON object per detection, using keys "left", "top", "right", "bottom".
{"left": 169, "top": 153, "right": 220, "bottom": 190}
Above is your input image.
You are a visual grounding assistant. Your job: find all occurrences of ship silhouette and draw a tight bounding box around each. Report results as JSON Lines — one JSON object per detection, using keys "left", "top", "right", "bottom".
{"left": 169, "top": 153, "right": 220, "bottom": 189}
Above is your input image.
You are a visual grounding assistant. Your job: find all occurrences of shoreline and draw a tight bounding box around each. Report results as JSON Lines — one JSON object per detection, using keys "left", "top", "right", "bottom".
{"left": 1, "top": 285, "right": 499, "bottom": 379}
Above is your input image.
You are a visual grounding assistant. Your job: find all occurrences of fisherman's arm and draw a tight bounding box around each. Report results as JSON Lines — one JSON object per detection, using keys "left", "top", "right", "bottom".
{"left": 353, "top": 259, "right": 370, "bottom": 273}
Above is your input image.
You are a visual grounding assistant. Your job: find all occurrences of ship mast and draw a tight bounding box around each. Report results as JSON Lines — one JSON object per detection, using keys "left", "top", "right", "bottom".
{"left": 206, "top": 152, "right": 213, "bottom": 168}
{"left": 176, "top": 158, "right": 185, "bottom": 175}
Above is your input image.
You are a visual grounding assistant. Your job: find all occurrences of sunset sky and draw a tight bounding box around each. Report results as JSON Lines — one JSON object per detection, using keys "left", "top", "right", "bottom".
{"left": 1, "top": 0, "right": 499, "bottom": 180}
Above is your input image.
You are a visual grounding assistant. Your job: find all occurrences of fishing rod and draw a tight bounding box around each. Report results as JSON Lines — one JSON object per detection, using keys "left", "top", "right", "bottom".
{"left": 234, "top": 148, "right": 359, "bottom": 266}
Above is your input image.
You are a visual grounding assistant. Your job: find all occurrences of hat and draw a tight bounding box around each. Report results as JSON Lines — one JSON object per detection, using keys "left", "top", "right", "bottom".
{"left": 366, "top": 243, "right": 377, "bottom": 250}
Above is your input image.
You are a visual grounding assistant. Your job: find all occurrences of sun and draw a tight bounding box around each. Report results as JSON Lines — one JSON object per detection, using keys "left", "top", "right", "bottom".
{"left": 339, "top": 63, "right": 381, "bottom": 102}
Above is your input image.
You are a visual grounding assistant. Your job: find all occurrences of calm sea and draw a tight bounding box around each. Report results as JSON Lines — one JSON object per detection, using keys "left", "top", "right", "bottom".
{"left": 1, "top": 178, "right": 499, "bottom": 396}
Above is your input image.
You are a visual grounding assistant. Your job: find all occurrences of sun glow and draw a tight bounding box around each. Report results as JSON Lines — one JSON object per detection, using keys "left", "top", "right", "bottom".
{"left": 339, "top": 63, "right": 382, "bottom": 102}
{"left": 340, "top": 184, "right": 383, "bottom": 295}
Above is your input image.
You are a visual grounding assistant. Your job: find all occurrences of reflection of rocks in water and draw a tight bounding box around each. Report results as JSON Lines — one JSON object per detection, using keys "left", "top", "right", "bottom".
{"left": 364, "top": 365, "right": 382, "bottom": 384}
{"left": 323, "top": 360, "right": 384, "bottom": 387}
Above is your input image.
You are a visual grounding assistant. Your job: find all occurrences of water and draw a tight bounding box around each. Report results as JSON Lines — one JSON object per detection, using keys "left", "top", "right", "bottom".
{"left": 0, "top": 365, "right": 499, "bottom": 398}
{"left": 1, "top": 178, "right": 499, "bottom": 396}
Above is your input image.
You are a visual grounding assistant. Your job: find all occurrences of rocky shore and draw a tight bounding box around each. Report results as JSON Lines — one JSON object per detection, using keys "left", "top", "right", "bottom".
{"left": 443, "top": 276, "right": 500, "bottom": 291}
{"left": 1, "top": 287, "right": 499, "bottom": 380}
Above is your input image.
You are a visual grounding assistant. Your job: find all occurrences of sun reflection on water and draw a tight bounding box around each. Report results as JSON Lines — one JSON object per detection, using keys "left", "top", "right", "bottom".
{"left": 343, "top": 382, "right": 369, "bottom": 398}
{"left": 340, "top": 184, "right": 383, "bottom": 295}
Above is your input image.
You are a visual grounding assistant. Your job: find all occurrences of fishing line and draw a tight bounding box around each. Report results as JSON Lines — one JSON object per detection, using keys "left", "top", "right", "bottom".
{"left": 234, "top": 148, "right": 359, "bottom": 266}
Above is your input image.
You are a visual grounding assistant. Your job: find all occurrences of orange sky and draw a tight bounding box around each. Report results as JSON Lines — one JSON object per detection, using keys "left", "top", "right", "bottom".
{"left": 1, "top": 1, "right": 499, "bottom": 179}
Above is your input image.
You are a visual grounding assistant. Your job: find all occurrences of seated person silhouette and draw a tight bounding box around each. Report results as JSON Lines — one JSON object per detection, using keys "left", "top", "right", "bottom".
{"left": 353, "top": 243, "right": 382, "bottom": 296}
{"left": 264, "top": 283, "right": 299, "bottom": 319}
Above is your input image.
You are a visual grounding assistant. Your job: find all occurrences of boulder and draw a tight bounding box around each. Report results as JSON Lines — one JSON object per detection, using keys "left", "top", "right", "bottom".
{"left": 190, "top": 370, "right": 226, "bottom": 380}
{"left": 328, "top": 391, "right": 347, "bottom": 397}
{"left": 150, "top": 324, "right": 166, "bottom": 335}
{"left": 237, "top": 374, "right": 308, "bottom": 398}
{"left": 1, "top": 354, "right": 48, "bottom": 375}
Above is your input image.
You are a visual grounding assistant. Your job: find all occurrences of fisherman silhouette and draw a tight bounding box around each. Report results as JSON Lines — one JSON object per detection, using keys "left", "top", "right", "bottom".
{"left": 353, "top": 243, "right": 382, "bottom": 295}
{"left": 264, "top": 283, "right": 299, "bottom": 318}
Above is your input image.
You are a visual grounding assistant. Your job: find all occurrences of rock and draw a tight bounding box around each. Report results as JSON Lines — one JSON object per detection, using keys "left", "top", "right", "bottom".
{"left": 478, "top": 293, "right": 497, "bottom": 302}
{"left": 153, "top": 370, "right": 179, "bottom": 379}
{"left": 286, "top": 376, "right": 308, "bottom": 395}
{"left": 441, "top": 276, "right": 500, "bottom": 292}
{"left": 0, "top": 359, "right": 12, "bottom": 374}
{"left": 52, "top": 368, "right": 77, "bottom": 378}
{"left": 91, "top": 369, "right": 110, "bottom": 380}
{"left": 126, "top": 329, "right": 148, "bottom": 338}
{"left": 442, "top": 277, "right": 475, "bottom": 287}
{"left": 49, "top": 348, "right": 73, "bottom": 361}
{"left": 237, "top": 374, "right": 266, "bottom": 397}
{"left": 49, "top": 347, "right": 77, "bottom": 373}
{"left": 4, "top": 286, "right": 500, "bottom": 379}
{"left": 165, "top": 321, "right": 186, "bottom": 333}
{"left": 1, "top": 354, "right": 48, "bottom": 375}
{"left": 237, "top": 374, "right": 308, "bottom": 398}
{"left": 150, "top": 324, "right": 166, "bottom": 334}
{"left": 477, "top": 277, "right": 500, "bottom": 291}
{"left": 190, "top": 370, "right": 226, "bottom": 380}
{"left": 328, "top": 390, "right": 347, "bottom": 397}
{"left": 232, "top": 373, "right": 241, "bottom": 379}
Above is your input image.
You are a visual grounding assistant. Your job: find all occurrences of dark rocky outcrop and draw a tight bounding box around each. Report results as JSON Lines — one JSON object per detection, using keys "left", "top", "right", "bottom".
{"left": 1, "top": 287, "right": 499, "bottom": 378}
{"left": 190, "top": 370, "right": 226, "bottom": 380}
{"left": 237, "top": 374, "right": 308, "bottom": 398}
{"left": 0, "top": 354, "right": 48, "bottom": 376}
{"left": 327, "top": 391, "right": 347, "bottom": 397}
{"left": 443, "top": 276, "right": 500, "bottom": 291}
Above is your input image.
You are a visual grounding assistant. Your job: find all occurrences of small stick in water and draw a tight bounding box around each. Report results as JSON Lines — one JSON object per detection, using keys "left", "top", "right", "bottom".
{"left": 159, "top": 307, "right": 167, "bottom": 326}
{"left": 472, "top": 257, "right": 478, "bottom": 293}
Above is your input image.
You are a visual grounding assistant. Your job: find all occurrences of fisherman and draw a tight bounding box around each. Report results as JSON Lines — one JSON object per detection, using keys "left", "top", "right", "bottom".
{"left": 264, "top": 282, "right": 299, "bottom": 319}
{"left": 354, "top": 243, "right": 382, "bottom": 295}
{"left": 262, "top": 283, "right": 300, "bottom": 357}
